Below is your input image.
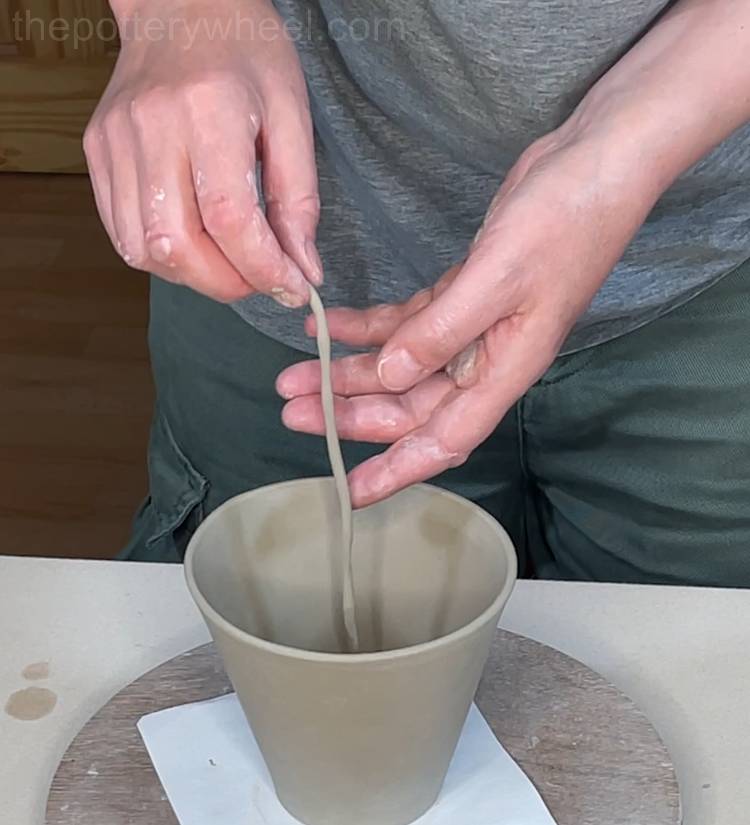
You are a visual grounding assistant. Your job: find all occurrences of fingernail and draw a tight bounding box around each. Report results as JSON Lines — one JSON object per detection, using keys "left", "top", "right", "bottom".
{"left": 275, "top": 374, "right": 293, "bottom": 399}
{"left": 304, "top": 239, "right": 324, "bottom": 286}
{"left": 377, "top": 348, "right": 423, "bottom": 391}
{"left": 281, "top": 401, "right": 306, "bottom": 430}
{"left": 281, "top": 403, "right": 296, "bottom": 429}
{"left": 271, "top": 286, "right": 307, "bottom": 309}
{"left": 271, "top": 258, "right": 310, "bottom": 308}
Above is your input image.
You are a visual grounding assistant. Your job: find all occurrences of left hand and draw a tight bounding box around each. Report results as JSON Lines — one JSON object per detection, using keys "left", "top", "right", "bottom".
{"left": 277, "top": 125, "right": 660, "bottom": 507}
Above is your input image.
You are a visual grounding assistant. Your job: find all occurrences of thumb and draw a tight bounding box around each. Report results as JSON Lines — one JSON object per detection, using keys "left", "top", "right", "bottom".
{"left": 261, "top": 94, "right": 323, "bottom": 285}
{"left": 376, "top": 250, "right": 518, "bottom": 392}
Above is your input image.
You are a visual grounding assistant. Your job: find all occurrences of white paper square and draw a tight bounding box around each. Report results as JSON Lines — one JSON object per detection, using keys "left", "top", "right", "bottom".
{"left": 138, "top": 694, "right": 557, "bottom": 825}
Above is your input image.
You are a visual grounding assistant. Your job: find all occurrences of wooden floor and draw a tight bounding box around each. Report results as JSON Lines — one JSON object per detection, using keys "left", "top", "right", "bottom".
{"left": 0, "top": 172, "right": 153, "bottom": 559}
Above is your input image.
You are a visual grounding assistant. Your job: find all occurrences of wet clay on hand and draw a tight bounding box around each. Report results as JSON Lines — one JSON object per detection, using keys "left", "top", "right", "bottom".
{"left": 308, "top": 286, "right": 360, "bottom": 652}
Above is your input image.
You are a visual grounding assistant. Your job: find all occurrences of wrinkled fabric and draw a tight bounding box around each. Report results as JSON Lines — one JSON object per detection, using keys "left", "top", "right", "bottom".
{"left": 126, "top": 260, "right": 750, "bottom": 588}
{"left": 233, "top": 0, "right": 750, "bottom": 355}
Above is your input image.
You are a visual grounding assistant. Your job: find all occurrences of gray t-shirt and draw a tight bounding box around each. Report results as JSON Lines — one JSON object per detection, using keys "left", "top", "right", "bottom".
{"left": 234, "top": 0, "right": 750, "bottom": 355}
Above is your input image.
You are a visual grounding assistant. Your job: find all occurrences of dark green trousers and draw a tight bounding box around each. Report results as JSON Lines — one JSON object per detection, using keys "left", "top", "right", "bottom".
{"left": 122, "top": 260, "right": 750, "bottom": 587}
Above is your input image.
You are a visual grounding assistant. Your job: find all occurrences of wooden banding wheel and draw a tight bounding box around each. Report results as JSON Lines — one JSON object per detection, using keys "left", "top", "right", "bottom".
{"left": 46, "top": 631, "right": 681, "bottom": 825}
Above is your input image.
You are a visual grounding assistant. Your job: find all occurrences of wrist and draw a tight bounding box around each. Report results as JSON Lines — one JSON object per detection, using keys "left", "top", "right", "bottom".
{"left": 542, "top": 93, "right": 667, "bottom": 226}
{"left": 565, "top": 0, "right": 750, "bottom": 203}
{"left": 561, "top": 82, "right": 689, "bottom": 212}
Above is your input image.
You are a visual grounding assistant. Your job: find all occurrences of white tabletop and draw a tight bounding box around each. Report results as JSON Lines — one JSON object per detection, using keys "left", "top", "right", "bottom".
{"left": 1, "top": 555, "right": 747, "bottom": 825}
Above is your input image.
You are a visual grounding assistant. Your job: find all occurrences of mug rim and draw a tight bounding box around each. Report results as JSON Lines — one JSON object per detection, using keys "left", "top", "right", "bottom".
{"left": 184, "top": 478, "right": 518, "bottom": 664}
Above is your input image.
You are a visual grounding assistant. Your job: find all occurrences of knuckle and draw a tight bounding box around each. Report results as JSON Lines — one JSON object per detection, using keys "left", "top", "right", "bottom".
{"left": 370, "top": 303, "right": 404, "bottom": 332}
{"left": 128, "top": 87, "right": 171, "bottom": 128}
{"left": 166, "top": 231, "right": 191, "bottom": 264}
{"left": 100, "top": 106, "right": 127, "bottom": 140}
{"left": 258, "top": 250, "right": 287, "bottom": 279}
{"left": 340, "top": 355, "right": 370, "bottom": 395}
{"left": 82, "top": 124, "right": 102, "bottom": 158}
{"left": 199, "top": 193, "right": 245, "bottom": 236}
{"left": 144, "top": 223, "right": 187, "bottom": 268}
{"left": 145, "top": 234, "right": 174, "bottom": 266}
{"left": 266, "top": 191, "right": 320, "bottom": 221}
{"left": 182, "top": 71, "right": 249, "bottom": 112}
{"left": 294, "top": 192, "right": 321, "bottom": 223}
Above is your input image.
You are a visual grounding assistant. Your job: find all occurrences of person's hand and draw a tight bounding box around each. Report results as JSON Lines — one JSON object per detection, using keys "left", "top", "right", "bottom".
{"left": 85, "top": 0, "right": 321, "bottom": 304}
{"left": 277, "top": 124, "right": 662, "bottom": 507}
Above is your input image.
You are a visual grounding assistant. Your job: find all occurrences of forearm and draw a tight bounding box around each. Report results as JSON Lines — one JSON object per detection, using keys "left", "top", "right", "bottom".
{"left": 571, "top": 0, "right": 750, "bottom": 198}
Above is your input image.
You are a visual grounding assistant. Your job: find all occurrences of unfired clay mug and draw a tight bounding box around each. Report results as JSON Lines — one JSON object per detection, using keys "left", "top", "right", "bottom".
{"left": 184, "top": 478, "right": 517, "bottom": 825}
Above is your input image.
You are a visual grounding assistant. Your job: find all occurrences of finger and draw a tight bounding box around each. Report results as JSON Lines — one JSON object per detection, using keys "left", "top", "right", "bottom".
{"left": 303, "top": 298, "right": 429, "bottom": 347}
{"left": 184, "top": 94, "right": 309, "bottom": 306}
{"left": 347, "top": 384, "right": 495, "bottom": 507}
{"left": 303, "top": 265, "right": 463, "bottom": 345}
{"left": 350, "top": 317, "right": 557, "bottom": 507}
{"left": 105, "top": 114, "right": 150, "bottom": 269}
{"left": 376, "top": 245, "right": 518, "bottom": 392}
{"left": 133, "top": 115, "right": 254, "bottom": 303}
{"left": 350, "top": 370, "right": 504, "bottom": 508}
{"left": 83, "top": 124, "right": 117, "bottom": 247}
{"left": 278, "top": 305, "right": 486, "bottom": 403}
{"left": 281, "top": 374, "right": 455, "bottom": 443}
{"left": 277, "top": 352, "right": 387, "bottom": 399}
{"left": 261, "top": 88, "right": 323, "bottom": 285}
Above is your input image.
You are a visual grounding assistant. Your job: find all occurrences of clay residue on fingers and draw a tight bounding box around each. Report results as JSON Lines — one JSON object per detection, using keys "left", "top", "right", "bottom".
{"left": 398, "top": 433, "right": 462, "bottom": 466}
{"left": 271, "top": 285, "right": 307, "bottom": 309}
{"left": 146, "top": 233, "right": 176, "bottom": 267}
{"left": 446, "top": 340, "right": 484, "bottom": 388}
{"left": 195, "top": 169, "right": 207, "bottom": 195}
{"left": 351, "top": 432, "right": 463, "bottom": 508}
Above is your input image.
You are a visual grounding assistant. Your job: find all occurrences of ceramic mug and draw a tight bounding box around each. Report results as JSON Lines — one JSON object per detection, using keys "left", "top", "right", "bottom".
{"left": 184, "top": 478, "right": 517, "bottom": 825}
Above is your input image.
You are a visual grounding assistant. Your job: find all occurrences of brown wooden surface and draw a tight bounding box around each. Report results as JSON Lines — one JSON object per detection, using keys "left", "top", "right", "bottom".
{"left": 0, "top": 1, "right": 117, "bottom": 172}
{"left": 46, "top": 632, "right": 681, "bottom": 825}
{"left": 0, "top": 172, "right": 152, "bottom": 558}
{"left": 0, "top": 57, "right": 115, "bottom": 172}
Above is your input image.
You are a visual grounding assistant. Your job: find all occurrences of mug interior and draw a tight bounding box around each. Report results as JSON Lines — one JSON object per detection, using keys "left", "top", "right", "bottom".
{"left": 187, "top": 479, "right": 515, "bottom": 655}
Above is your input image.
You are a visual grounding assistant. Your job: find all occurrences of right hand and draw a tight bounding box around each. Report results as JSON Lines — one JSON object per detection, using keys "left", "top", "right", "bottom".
{"left": 84, "top": 0, "right": 321, "bottom": 305}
